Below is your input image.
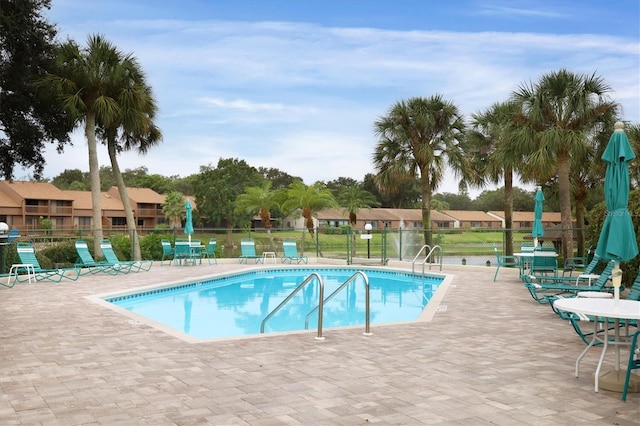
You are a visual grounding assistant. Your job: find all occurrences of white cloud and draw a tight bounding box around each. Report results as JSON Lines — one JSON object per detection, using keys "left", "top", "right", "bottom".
{"left": 34, "top": 12, "right": 639, "bottom": 199}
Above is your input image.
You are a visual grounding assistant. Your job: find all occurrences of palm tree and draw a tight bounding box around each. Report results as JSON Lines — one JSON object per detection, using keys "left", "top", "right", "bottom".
{"left": 235, "top": 181, "right": 286, "bottom": 249}
{"left": 162, "top": 192, "right": 186, "bottom": 229}
{"left": 511, "top": 69, "right": 617, "bottom": 259}
{"left": 100, "top": 77, "right": 162, "bottom": 261}
{"left": 373, "top": 95, "right": 469, "bottom": 247}
{"left": 468, "top": 101, "right": 523, "bottom": 256}
{"left": 627, "top": 123, "right": 640, "bottom": 188}
{"left": 337, "top": 185, "right": 379, "bottom": 256}
{"left": 41, "top": 34, "right": 132, "bottom": 255}
{"left": 282, "top": 181, "right": 338, "bottom": 254}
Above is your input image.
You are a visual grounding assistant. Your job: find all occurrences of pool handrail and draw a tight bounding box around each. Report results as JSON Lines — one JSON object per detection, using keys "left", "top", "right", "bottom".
{"left": 412, "top": 245, "right": 442, "bottom": 274}
{"left": 260, "top": 272, "right": 326, "bottom": 340}
{"left": 304, "top": 271, "right": 371, "bottom": 336}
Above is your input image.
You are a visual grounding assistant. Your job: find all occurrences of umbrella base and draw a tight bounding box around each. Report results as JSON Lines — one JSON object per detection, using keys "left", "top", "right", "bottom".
{"left": 598, "top": 370, "right": 639, "bottom": 393}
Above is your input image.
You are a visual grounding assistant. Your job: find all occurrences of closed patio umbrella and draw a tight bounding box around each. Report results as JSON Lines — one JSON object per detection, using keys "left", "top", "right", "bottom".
{"left": 184, "top": 200, "right": 194, "bottom": 243}
{"left": 595, "top": 122, "right": 638, "bottom": 265}
{"left": 592, "top": 123, "right": 638, "bottom": 392}
{"left": 532, "top": 186, "right": 545, "bottom": 248}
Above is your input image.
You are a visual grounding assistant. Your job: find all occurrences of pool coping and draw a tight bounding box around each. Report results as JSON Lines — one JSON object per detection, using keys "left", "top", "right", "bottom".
{"left": 85, "top": 264, "right": 453, "bottom": 344}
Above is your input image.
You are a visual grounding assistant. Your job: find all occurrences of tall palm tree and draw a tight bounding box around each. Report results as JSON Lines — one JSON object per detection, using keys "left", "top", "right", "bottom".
{"left": 468, "top": 101, "right": 523, "bottom": 256}
{"left": 282, "top": 181, "right": 338, "bottom": 254}
{"left": 511, "top": 69, "right": 617, "bottom": 259}
{"left": 337, "top": 185, "right": 379, "bottom": 256}
{"left": 373, "top": 95, "right": 469, "bottom": 247}
{"left": 41, "top": 34, "right": 131, "bottom": 255}
{"left": 235, "top": 181, "right": 286, "bottom": 249}
{"left": 100, "top": 77, "right": 162, "bottom": 260}
{"left": 162, "top": 192, "right": 186, "bottom": 229}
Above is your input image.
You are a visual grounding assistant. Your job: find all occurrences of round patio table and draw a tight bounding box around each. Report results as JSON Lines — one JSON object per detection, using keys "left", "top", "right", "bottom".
{"left": 554, "top": 297, "right": 640, "bottom": 393}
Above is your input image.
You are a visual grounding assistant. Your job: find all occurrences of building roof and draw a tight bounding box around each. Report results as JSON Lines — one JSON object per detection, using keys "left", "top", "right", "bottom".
{"left": 108, "top": 186, "right": 167, "bottom": 204}
{"left": 1, "top": 180, "right": 74, "bottom": 200}
{"left": 62, "top": 190, "right": 125, "bottom": 211}
{"left": 489, "top": 211, "right": 562, "bottom": 222}
{"left": 443, "top": 210, "right": 502, "bottom": 223}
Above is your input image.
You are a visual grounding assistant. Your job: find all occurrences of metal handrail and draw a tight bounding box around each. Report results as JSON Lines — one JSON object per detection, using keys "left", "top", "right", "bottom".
{"left": 304, "top": 271, "right": 372, "bottom": 336}
{"left": 412, "top": 244, "right": 443, "bottom": 274}
{"left": 260, "top": 273, "right": 326, "bottom": 340}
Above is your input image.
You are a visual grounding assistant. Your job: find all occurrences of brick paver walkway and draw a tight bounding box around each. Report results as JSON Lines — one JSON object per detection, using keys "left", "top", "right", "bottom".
{"left": 1, "top": 260, "right": 638, "bottom": 425}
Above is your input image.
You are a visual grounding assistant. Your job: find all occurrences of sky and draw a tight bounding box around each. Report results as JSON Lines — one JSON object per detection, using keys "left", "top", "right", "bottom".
{"left": 33, "top": 0, "right": 640, "bottom": 198}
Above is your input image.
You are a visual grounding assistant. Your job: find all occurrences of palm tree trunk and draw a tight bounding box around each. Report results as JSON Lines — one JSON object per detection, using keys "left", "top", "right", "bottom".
{"left": 504, "top": 168, "right": 514, "bottom": 256}
{"left": 420, "top": 167, "right": 432, "bottom": 247}
{"left": 107, "top": 136, "right": 142, "bottom": 260}
{"left": 574, "top": 194, "right": 586, "bottom": 258}
{"left": 86, "top": 111, "right": 103, "bottom": 256}
{"left": 557, "top": 154, "right": 573, "bottom": 259}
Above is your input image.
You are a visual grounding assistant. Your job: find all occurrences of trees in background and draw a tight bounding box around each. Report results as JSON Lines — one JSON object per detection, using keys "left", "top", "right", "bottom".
{"left": 467, "top": 101, "right": 523, "bottom": 255}
{"left": 0, "top": 0, "right": 74, "bottom": 179}
{"left": 373, "top": 95, "right": 470, "bottom": 247}
{"left": 511, "top": 69, "right": 617, "bottom": 260}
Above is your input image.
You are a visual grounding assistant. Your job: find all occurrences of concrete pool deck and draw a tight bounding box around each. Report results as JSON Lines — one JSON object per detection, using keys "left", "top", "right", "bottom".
{"left": 1, "top": 260, "right": 638, "bottom": 425}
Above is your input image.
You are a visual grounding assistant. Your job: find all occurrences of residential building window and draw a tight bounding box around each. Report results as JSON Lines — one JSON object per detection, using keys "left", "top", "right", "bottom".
{"left": 112, "top": 217, "right": 126, "bottom": 226}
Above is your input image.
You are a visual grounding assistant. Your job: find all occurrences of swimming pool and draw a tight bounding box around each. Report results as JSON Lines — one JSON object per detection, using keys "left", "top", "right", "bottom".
{"left": 99, "top": 267, "right": 448, "bottom": 341}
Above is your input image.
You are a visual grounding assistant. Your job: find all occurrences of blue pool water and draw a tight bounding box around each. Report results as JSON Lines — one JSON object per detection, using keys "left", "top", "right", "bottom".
{"left": 107, "top": 268, "right": 444, "bottom": 340}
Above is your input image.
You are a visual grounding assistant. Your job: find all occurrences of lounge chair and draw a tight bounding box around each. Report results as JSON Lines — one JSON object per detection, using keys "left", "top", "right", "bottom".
{"left": 554, "top": 270, "right": 640, "bottom": 346}
{"left": 622, "top": 329, "right": 640, "bottom": 401}
{"left": 203, "top": 238, "right": 217, "bottom": 265}
{"left": 160, "top": 239, "right": 174, "bottom": 266}
{"left": 493, "top": 244, "right": 520, "bottom": 281}
{"left": 15, "top": 242, "right": 80, "bottom": 283}
{"left": 239, "top": 238, "right": 263, "bottom": 264}
{"left": 100, "top": 240, "right": 153, "bottom": 272}
{"left": 74, "top": 240, "right": 122, "bottom": 275}
{"left": 523, "top": 261, "right": 615, "bottom": 305}
{"left": 281, "top": 239, "right": 307, "bottom": 264}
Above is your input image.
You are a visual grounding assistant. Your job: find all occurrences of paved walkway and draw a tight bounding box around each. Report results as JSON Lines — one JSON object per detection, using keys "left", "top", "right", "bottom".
{"left": 1, "top": 261, "right": 638, "bottom": 425}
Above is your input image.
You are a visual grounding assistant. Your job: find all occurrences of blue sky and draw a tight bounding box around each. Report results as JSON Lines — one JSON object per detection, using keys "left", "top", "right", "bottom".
{"left": 38, "top": 0, "right": 640, "bottom": 197}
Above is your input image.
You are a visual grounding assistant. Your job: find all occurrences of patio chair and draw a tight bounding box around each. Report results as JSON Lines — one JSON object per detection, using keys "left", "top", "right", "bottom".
{"left": 15, "top": 242, "right": 80, "bottom": 283}
{"left": 173, "top": 240, "right": 194, "bottom": 265}
{"left": 530, "top": 254, "right": 558, "bottom": 277}
{"left": 100, "top": 240, "right": 153, "bottom": 272}
{"left": 622, "top": 329, "right": 640, "bottom": 401}
{"left": 555, "top": 270, "right": 640, "bottom": 346}
{"left": 202, "top": 238, "right": 217, "bottom": 265}
{"left": 74, "top": 240, "right": 122, "bottom": 275}
{"left": 239, "top": 238, "right": 263, "bottom": 264}
{"left": 281, "top": 239, "right": 308, "bottom": 264}
{"left": 523, "top": 261, "right": 615, "bottom": 305}
{"left": 160, "top": 239, "right": 174, "bottom": 266}
{"left": 493, "top": 244, "right": 520, "bottom": 282}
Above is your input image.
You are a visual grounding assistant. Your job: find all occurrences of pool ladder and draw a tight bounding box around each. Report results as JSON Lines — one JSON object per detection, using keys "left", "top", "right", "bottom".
{"left": 412, "top": 244, "right": 442, "bottom": 274}
{"left": 260, "top": 271, "right": 371, "bottom": 340}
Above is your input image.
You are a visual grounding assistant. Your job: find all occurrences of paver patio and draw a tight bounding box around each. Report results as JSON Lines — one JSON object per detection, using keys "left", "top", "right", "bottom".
{"left": 1, "top": 260, "right": 638, "bottom": 425}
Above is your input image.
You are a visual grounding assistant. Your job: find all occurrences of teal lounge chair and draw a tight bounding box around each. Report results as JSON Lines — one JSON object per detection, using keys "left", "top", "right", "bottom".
{"left": 74, "top": 240, "right": 122, "bottom": 275}
{"left": 523, "top": 261, "right": 615, "bottom": 305}
{"left": 203, "top": 238, "right": 217, "bottom": 265}
{"left": 16, "top": 242, "right": 80, "bottom": 283}
{"left": 100, "top": 240, "right": 153, "bottom": 272}
{"left": 622, "top": 329, "right": 640, "bottom": 401}
{"left": 239, "top": 238, "right": 263, "bottom": 264}
{"left": 160, "top": 239, "right": 174, "bottom": 266}
{"left": 554, "top": 269, "right": 640, "bottom": 346}
{"left": 281, "top": 239, "right": 307, "bottom": 264}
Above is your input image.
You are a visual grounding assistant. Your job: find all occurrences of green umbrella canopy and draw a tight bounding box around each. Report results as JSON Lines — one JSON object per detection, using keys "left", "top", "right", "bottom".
{"left": 532, "top": 186, "right": 545, "bottom": 243}
{"left": 184, "top": 200, "right": 194, "bottom": 238}
{"left": 595, "top": 122, "right": 638, "bottom": 263}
